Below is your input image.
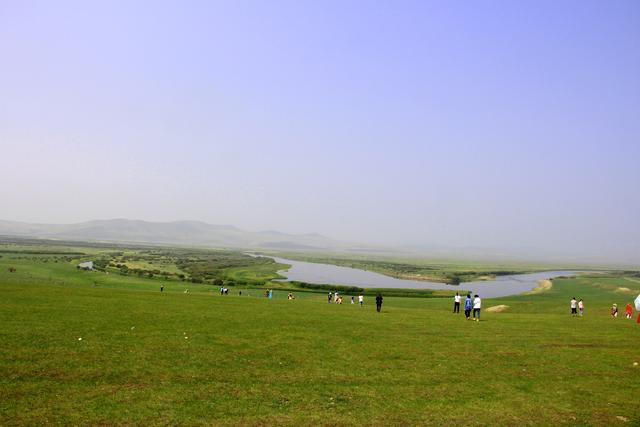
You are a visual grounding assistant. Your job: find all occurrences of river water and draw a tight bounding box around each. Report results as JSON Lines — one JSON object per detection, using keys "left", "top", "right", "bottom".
{"left": 264, "top": 256, "right": 579, "bottom": 298}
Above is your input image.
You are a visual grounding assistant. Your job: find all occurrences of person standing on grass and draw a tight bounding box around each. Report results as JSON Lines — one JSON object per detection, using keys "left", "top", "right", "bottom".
{"left": 376, "top": 293, "right": 383, "bottom": 312}
{"left": 464, "top": 294, "right": 472, "bottom": 320}
{"left": 328, "top": 292, "right": 332, "bottom": 303}
{"left": 570, "top": 297, "right": 578, "bottom": 316}
{"left": 626, "top": 303, "right": 633, "bottom": 319}
{"left": 473, "top": 294, "right": 481, "bottom": 321}
{"left": 578, "top": 299, "right": 584, "bottom": 317}
{"left": 453, "top": 292, "right": 461, "bottom": 313}
{"left": 160, "top": 285, "right": 164, "bottom": 292}
{"left": 611, "top": 304, "right": 618, "bottom": 318}
{"left": 351, "top": 296, "right": 355, "bottom": 304}
{"left": 358, "top": 294, "right": 364, "bottom": 307}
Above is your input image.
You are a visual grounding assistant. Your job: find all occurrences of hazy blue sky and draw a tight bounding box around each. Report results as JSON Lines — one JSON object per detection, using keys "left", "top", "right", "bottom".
{"left": 1, "top": 1, "right": 639, "bottom": 260}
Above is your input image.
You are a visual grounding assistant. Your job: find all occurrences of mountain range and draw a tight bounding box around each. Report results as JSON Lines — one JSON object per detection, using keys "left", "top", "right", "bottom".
{"left": 0, "top": 219, "right": 351, "bottom": 251}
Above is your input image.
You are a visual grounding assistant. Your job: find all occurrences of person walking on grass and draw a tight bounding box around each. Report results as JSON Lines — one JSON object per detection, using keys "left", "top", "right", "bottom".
{"left": 570, "top": 297, "right": 578, "bottom": 316}
{"left": 351, "top": 295, "right": 355, "bottom": 304}
{"left": 376, "top": 293, "right": 383, "bottom": 313}
{"left": 464, "top": 294, "right": 472, "bottom": 320}
{"left": 358, "top": 294, "right": 364, "bottom": 307}
{"left": 328, "top": 292, "right": 332, "bottom": 304}
{"left": 625, "top": 303, "right": 633, "bottom": 319}
{"left": 578, "top": 299, "right": 584, "bottom": 317}
{"left": 473, "top": 294, "right": 481, "bottom": 321}
{"left": 611, "top": 304, "right": 618, "bottom": 318}
{"left": 453, "top": 292, "right": 461, "bottom": 314}
{"left": 160, "top": 285, "right": 164, "bottom": 293}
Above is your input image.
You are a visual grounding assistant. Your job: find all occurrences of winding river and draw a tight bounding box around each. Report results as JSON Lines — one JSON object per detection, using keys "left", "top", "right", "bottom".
{"left": 263, "top": 255, "right": 579, "bottom": 298}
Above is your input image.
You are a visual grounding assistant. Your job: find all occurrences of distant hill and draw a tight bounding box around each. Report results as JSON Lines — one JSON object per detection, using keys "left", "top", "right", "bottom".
{"left": 0, "top": 219, "right": 351, "bottom": 251}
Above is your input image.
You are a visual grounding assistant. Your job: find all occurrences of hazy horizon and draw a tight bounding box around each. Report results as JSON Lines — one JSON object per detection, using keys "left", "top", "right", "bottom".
{"left": 1, "top": 1, "right": 639, "bottom": 262}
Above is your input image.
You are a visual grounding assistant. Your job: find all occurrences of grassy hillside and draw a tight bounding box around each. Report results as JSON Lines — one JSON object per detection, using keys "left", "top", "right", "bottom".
{"left": 1, "top": 247, "right": 639, "bottom": 425}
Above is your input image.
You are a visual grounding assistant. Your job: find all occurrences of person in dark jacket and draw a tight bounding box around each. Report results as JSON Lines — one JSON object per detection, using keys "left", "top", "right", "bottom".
{"left": 464, "top": 294, "right": 472, "bottom": 320}
{"left": 375, "top": 293, "right": 383, "bottom": 312}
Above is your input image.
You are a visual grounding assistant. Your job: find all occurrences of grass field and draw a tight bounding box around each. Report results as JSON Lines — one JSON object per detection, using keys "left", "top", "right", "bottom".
{"left": 1, "top": 246, "right": 639, "bottom": 425}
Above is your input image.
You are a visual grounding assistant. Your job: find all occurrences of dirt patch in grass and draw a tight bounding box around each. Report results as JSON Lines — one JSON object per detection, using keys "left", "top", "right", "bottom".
{"left": 486, "top": 305, "right": 510, "bottom": 313}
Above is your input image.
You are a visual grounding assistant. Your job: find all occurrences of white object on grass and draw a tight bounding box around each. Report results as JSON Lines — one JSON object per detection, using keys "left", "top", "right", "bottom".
{"left": 635, "top": 294, "right": 640, "bottom": 311}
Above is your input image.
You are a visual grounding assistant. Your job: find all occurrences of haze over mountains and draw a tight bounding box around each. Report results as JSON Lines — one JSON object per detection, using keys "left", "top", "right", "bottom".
{"left": 1, "top": 218, "right": 638, "bottom": 266}
{"left": 0, "top": 219, "right": 352, "bottom": 251}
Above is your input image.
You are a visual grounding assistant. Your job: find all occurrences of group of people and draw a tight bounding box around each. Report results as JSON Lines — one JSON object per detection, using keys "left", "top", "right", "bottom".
{"left": 327, "top": 291, "right": 381, "bottom": 311}
{"left": 610, "top": 302, "right": 635, "bottom": 319}
{"left": 328, "top": 291, "right": 343, "bottom": 304}
{"left": 453, "top": 292, "right": 482, "bottom": 321}
{"left": 570, "top": 297, "right": 584, "bottom": 316}
{"left": 576, "top": 298, "right": 640, "bottom": 321}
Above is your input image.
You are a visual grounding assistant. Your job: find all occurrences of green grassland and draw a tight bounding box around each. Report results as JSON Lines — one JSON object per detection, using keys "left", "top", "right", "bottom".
{"left": 265, "top": 251, "right": 591, "bottom": 284}
{"left": 0, "top": 241, "right": 289, "bottom": 285}
{"left": 1, "top": 243, "right": 640, "bottom": 425}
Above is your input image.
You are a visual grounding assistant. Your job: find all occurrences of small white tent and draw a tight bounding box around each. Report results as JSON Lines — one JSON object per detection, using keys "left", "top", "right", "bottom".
{"left": 78, "top": 261, "right": 94, "bottom": 270}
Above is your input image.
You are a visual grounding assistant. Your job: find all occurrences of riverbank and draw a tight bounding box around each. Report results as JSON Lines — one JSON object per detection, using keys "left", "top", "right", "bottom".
{"left": 263, "top": 252, "right": 578, "bottom": 284}
{"left": 266, "top": 255, "right": 580, "bottom": 298}
{"left": 527, "top": 279, "right": 553, "bottom": 295}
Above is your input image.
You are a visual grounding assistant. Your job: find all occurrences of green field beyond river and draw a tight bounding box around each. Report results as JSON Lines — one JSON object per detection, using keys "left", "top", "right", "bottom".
{"left": 1, "top": 243, "right": 639, "bottom": 425}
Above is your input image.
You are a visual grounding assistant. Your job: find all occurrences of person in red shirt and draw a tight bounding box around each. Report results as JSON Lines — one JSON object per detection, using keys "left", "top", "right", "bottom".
{"left": 626, "top": 303, "right": 633, "bottom": 319}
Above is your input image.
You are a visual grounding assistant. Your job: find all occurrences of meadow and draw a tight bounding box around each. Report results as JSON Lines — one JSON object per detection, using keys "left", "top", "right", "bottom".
{"left": 1, "top": 242, "right": 639, "bottom": 425}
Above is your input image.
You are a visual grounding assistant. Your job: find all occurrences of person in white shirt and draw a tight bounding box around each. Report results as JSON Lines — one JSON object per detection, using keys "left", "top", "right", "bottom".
{"left": 453, "top": 292, "right": 461, "bottom": 314}
{"left": 358, "top": 294, "right": 364, "bottom": 307}
{"left": 570, "top": 297, "right": 578, "bottom": 316}
{"left": 578, "top": 299, "right": 584, "bottom": 317}
{"left": 473, "top": 295, "right": 481, "bottom": 321}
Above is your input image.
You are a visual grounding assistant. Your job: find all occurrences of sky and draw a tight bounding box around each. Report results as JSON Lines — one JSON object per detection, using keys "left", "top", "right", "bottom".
{"left": 1, "top": 0, "right": 639, "bottom": 261}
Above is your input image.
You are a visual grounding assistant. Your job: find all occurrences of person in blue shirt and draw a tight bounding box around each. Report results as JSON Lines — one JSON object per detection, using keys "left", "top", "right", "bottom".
{"left": 464, "top": 294, "right": 473, "bottom": 320}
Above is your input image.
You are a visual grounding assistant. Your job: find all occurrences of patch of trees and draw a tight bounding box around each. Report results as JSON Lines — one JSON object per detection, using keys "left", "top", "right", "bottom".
{"left": 91, "top": 259, "right": 110, "bottom": 272}
{"left": 176, "top": 252, "right": 274, "bottom": 283}
{"left": 292, "top": 281, "right": 364, "bottom": 294}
